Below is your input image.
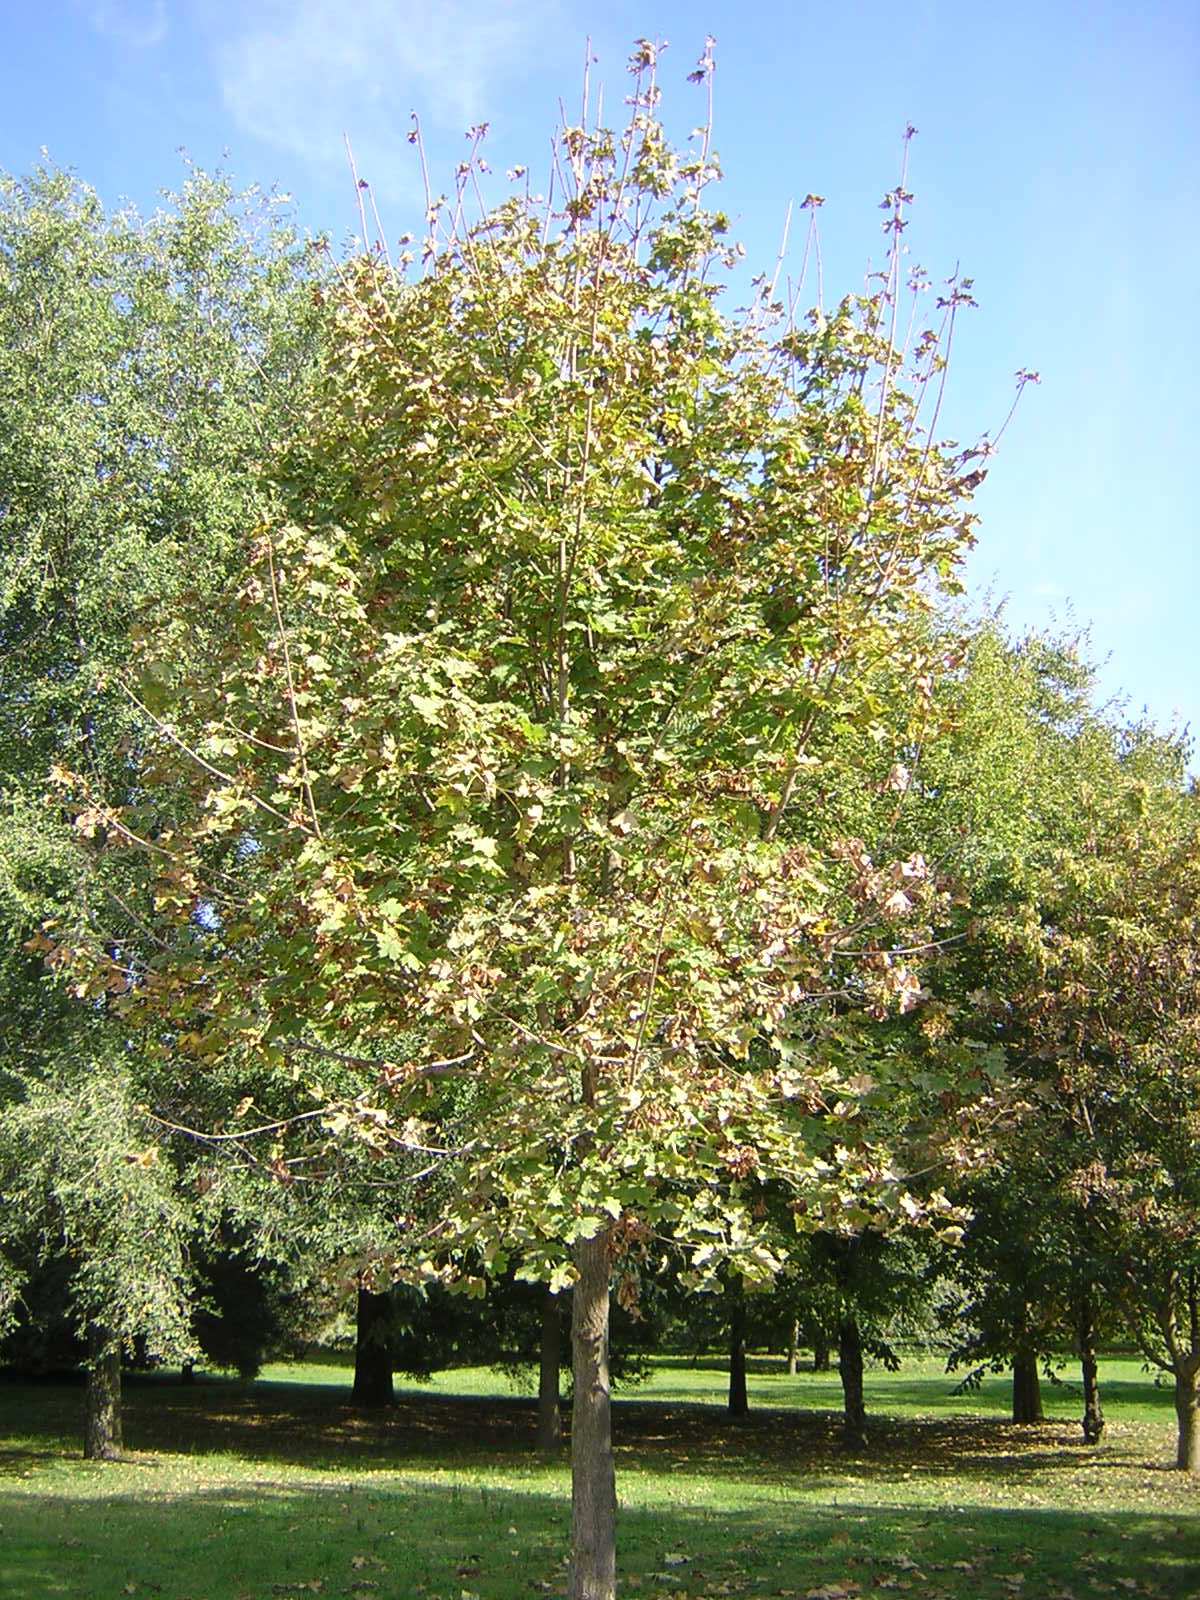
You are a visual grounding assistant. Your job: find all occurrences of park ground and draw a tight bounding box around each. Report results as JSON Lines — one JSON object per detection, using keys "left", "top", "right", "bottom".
{"left": 1, "top": 1355, "right": 1196, "bottom": 1600}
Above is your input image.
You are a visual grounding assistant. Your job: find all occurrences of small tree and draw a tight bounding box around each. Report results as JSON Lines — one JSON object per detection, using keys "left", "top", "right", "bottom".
{"left": 0, "top": 1061, "right": 193, "bottom": 1457}
{"left": 54, "top": 45, "right": 1009, "bottom": 1595}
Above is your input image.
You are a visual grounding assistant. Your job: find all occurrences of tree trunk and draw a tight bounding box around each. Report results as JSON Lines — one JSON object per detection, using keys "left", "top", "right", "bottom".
{"left": 786, "top": 1318, "right": 800, "bottom": 1376}
{"left": 537, "top": 1284, "right": 563, "bottom": 1456}
{"left": 351, "top": 1285, "right": 394, "bottom": 1408}
{"left": 1174, "top": 1363, "right": 1200, "bottom": 1472}
{"left": 1012, "top": 1349, "right": 1044, "bottom": 1423}
{"left": 728, "top": 1288, "right": 748, "bottom": 1418}
{"left": 83, "top": 1325, "right": 122, "bottom": 1460}
{"left": 1080, "top": 1347, "right": 1104, "bottom": 1444}
{"left": 838, "top": 1315, "right": 867, "bottom": 1448}
{"left": 812, "top": 1336, "right": 831, "bottom": 1372}
{"left": 568, "top": 1230, "right": 616, "bottom": 1600}
{"left": 1078, "top": 1298, "right": 1104, "bottom": 1444}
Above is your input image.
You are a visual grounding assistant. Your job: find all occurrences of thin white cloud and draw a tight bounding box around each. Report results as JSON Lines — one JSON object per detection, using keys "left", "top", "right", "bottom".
{"left": 79, "top": 0, "right": 169, "bottom": 48}
{"left": 213, "top": 0, "right": 558, "bottom": 200}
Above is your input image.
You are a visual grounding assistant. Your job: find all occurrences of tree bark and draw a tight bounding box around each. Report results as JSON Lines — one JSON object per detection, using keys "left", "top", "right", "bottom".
{"left": 1174, "top": 1362, "right": 1200, "bottom": 1472}
{"left": 568, "top": 1230, "right": 616, "bottom": 1600}
{"left": 1078, "top": 1298, "right": 1104, "bottom": 1444}
{"left": 83, "top": 1325, "right": 122, "bottom": 1460}
{"left": 838, "top": 1315, "right": 867, "bottom": 1448}
{"left": 812, "top": 1336, "right": 831, "bottom": 1372}
{"left": 786, "top": 1318, "right": 799, "bottom": 1376}
{"left": 537, "top": 1284, "right": 563, "bottom": 1456}
{"left": 351, "top": 1285, "right": 394, "bottom": 1408}
{"left": 728, "top": 1287, "right": 748, "bottom": 1418}
{"left": 1011, "top": 1349, "right": 1044, "bottom": 1423}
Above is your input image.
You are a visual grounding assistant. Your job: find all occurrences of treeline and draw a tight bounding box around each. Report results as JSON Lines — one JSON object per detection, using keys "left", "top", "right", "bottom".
{"left": 0, "top": 58, "right": 1196, "bottom": 1599}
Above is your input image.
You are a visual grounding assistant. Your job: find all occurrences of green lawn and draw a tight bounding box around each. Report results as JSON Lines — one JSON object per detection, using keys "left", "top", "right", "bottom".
{"left": 383, "top": 1350, "right": 1180, "bottom": 1426}
{"left": 1, "top": 1355, "right": 1195, "bottom": 1600}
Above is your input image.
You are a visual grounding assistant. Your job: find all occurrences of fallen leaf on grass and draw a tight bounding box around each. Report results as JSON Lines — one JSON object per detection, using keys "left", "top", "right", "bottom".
{"left": 664, "top": 1553, "right": 690, "bottom": 1566}
{"left": 806, "top": 1582, "right": 860, "bottom": 1600}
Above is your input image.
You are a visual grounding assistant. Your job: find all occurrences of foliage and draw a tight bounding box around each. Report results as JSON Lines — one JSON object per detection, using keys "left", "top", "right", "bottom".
{"left": 0, "top": 160, "right": 325, "bottom": 1384}
{"left": 896, "top": 621, "right": 1200, "bottom": 1451}
{"left": 0, "top": 1059, "right": 194, "bottom": 1366}
{"left": 58, "top": 50, "right": 995, "bottom": 1292}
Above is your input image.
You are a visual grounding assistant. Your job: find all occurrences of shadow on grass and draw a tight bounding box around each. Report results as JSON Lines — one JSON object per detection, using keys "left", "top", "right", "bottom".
{"left": 0, "top": 1472, "right": 1196, "bottom": 1600}
{"left": 0, "top": 1373, "right": 1185, "bottom": 1489}
{"left": 2, "top": 1375, "right": 1198, "bottom": 1599}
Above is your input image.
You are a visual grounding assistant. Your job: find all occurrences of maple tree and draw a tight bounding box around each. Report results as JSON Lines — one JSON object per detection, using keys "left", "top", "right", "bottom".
{"left": 53, "top": 43, "right": 1014, "bottom": 1592}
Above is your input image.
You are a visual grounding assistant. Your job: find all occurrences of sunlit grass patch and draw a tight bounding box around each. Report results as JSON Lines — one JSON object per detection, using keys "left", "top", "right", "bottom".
{"left": 0, "top": 1358, "right": 1195, "bottom": 1600}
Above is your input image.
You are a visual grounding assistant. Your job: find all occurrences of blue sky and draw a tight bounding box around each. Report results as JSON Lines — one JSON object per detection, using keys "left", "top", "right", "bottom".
{"left": 5, "top": 1, "right": 1198, "bottom": 753}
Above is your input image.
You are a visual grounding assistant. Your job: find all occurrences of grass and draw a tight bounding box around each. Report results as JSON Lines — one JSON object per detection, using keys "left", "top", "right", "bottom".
{"left": 1, "top": 1354, "right": 1196, "bottom": 1600}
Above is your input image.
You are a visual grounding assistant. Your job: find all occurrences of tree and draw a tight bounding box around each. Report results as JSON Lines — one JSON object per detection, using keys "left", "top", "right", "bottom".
{"left": 0, "top": 1061, "right": 193, "bottom": 1456}
{"left": 1020, "top": 773, "right": 1200, "bottom": 1469}
{"left": 53, "top": 45, "right": 1005, "bottom": 1594}
{"left": 877, "top": 624, "right": 1109, "bottom": 1430}
{"left": 902, "top": 623, "right": 1197, "bottom": 1452}
{"left": 0, "top": 160, "right": 323, "bottom": 1451}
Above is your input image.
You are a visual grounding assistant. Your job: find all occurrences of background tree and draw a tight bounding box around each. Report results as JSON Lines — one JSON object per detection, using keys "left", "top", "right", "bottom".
{"left": 1012, "top": 771, "right": 1200, "bottom": 1468}
{"left": 0, "top": 161, "right": 323, "bottom": 1451}
{"left": 899, "top": 620, "right": 1195, "bottom": 1448}
{"left": 0, "top": 1061, "right": 193, "bottom": 1457}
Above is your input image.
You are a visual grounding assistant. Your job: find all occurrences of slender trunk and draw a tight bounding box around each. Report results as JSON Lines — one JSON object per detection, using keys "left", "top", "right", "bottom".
{"left": 351, "top": 1286, "right": 394, "bottom": 1408}
{"left": 1080, "top": 1347, "right": 1104, "bottom": 1444}
{"left": 1078, "top": 1297, "right": 1104, "bottom": 1444}
{"left": 1012, "top": 1349, "right": 1044, "bottom": 1423}
{"left": 1174, "top": 1363, "right": 1200, "bottom": 1473}
{"left": 838, "top": 1315, "right": 867, "bottom": 1448}
{"left": 537, "top": 1284, "right": 563, "bottom": 1456}
{"left": 568, "top": 1230, "right": 616, "bottom": 1600}
{"left": 812, "top": 1337, "right": 831, "bottom": 1372}
{"left": 786, "top": 1318, "right": 800, "bottom": 1376}
{"left": 728, "top": 1288, "right": 748, "bottom": 1418}
{"left": 83, "top": 1325, "right": 122, "bottom": 1460}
